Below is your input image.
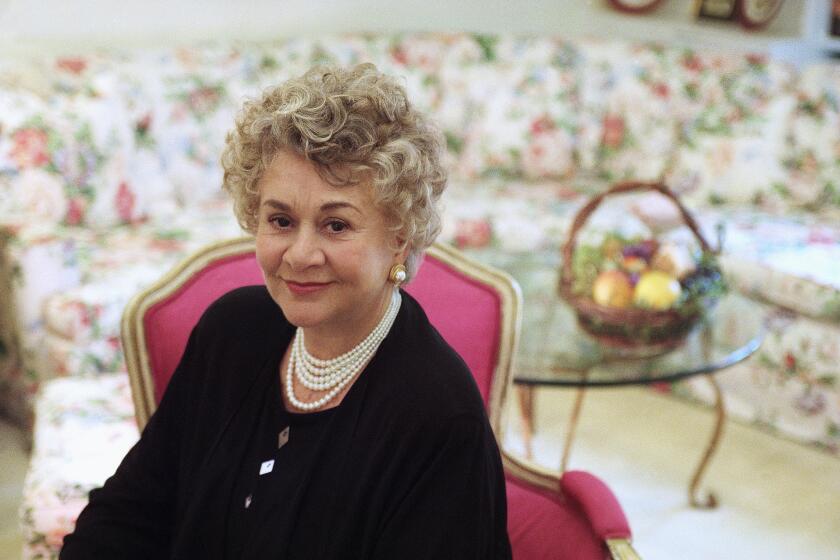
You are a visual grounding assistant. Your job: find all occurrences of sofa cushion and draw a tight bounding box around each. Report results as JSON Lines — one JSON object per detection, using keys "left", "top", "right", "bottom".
{"left": 440, "top": 35, "right": 581, "bottom": 181}
{"left": 0, "top": 61, "right": 178, "bottom": 230}
{"left": 20, "top": 373, "right": 138, "bottom": 560}
{"left": 664, "top": 52, "right": 800, "bottom": 211}
{"left": 779, "top": 63, "right": 840, "bottom": 216}
{"left": 576, "top": 40, "right": 682, "bottom": 181}
{"left": 440, "top": 178, "right": 583, "bottom": 253}
{"left": 703, "top": 209, "right": 840, "bottom": 322}
{"left": 1, "top": 201, "right": 241, "bottom": 423}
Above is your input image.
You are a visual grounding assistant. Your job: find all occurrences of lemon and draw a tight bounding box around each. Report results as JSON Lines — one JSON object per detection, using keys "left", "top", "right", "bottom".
{"left": 633, "top": 271, "right": 681, "bottom": 310}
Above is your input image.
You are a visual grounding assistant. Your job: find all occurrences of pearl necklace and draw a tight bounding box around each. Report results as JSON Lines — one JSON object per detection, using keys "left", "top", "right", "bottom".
{"left": 286, "top": 290, "right": 402, "bottom": 411}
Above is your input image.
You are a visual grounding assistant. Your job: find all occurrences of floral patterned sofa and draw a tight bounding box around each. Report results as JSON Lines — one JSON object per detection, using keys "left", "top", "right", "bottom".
{"left": 2, "top": 32, "right": 838, "bottom": 557}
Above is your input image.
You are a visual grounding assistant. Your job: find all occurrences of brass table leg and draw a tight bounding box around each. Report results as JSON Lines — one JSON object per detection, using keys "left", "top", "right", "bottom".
{"left": 689, "top": 373, "right": 725, "bottom": 509}
{"left": 516, "top": 386, "right": 534, "bottom": 460}
{"left": 561, "top": 386, "right": 587, "bottom": 473}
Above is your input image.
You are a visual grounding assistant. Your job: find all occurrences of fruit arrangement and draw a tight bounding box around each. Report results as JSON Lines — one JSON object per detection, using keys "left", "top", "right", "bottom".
{"left": 572, "top": 233, "right": 726, "bottom": 316}
{"left": 559, "top": 181, "right": 727, "bottom": 352}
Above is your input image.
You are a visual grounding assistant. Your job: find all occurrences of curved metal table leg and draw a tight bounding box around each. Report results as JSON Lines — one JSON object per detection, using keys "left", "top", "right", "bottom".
{"left": 516, "top": 386, "right": 534, "bottom": 460}
{"left": 561, "top": 386, "right": 587, "bottom": 473}
{"left": 689, "top": 373, "right": 725, "bottom": 509}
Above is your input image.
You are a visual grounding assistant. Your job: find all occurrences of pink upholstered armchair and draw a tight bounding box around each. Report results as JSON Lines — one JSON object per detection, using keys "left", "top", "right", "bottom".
{"left": 122, "top": 238, "right": 641, "bottom": 559}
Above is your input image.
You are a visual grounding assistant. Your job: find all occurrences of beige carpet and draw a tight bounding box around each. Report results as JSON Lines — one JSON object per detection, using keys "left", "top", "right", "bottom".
{"left": 2, "top": 386, "right": 839, "bottom": 559}
{"left": 0, "top": 420, "right": 27, "bottom": 560}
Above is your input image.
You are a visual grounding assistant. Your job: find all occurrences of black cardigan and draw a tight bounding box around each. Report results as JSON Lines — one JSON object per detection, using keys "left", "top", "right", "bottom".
{"left": 61, "top": 286, "right": 512, "bottom": 559}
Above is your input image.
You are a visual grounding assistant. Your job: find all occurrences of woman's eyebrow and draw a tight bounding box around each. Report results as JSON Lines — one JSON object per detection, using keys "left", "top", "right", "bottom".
{"left": 262, "top": 199, "right": 290, "bottom": 211}
{"left": 320, "top": 201, "right": 362, "bottom": 215}
{"left": 261, "top": 199, "right": 362, "bottom": 216}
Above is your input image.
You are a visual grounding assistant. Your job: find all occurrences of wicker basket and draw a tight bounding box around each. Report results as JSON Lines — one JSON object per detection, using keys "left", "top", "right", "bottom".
{"left": 558, "top": 181, "right": 721, "bottom": 354}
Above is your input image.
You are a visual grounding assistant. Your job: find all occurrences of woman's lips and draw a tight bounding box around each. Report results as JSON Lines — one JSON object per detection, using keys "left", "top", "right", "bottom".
{"left": 284, "top": 280, "right": 331, "bottom": 295}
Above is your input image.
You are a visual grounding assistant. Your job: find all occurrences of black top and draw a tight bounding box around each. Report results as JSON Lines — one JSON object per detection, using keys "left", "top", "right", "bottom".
{"left": 61, "top": 286, "right": 512, "bottom": 559}
{"left": 224, "top": 371, "right": 336, "bottom": 559}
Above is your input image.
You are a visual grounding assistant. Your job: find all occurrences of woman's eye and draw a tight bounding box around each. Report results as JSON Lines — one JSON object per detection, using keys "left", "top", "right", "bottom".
{"left": 326, "top": 220, "right": 348, "bottom": 233}
{"left": 270, "top": 215, "right": 292, "bottom": 228}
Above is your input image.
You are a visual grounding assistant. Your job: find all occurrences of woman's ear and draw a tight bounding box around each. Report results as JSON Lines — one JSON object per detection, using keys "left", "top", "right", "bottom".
{"left": 397, "top": 237, "right": 408, "bottom": 264}
{"left": 394, "top": 236, "right": 409, "bottom": 262}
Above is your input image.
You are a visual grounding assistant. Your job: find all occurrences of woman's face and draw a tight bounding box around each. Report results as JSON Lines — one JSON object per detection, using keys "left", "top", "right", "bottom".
{"left": 255, "top": 150, "right": 404, "bottom": 343}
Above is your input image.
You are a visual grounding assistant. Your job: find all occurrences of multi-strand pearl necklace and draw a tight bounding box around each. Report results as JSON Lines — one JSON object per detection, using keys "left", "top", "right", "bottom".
{"left": 285, "top": 289, "right": 402, "bottom": 411}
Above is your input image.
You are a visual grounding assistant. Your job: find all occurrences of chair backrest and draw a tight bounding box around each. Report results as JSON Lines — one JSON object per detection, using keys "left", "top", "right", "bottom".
{"left": 122, "top": 238, "right": 521, "bottom": 437}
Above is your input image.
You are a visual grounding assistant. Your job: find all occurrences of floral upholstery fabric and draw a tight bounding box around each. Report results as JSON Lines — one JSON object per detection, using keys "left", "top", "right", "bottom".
{"left": 782, "top": 64, "right": 840, "bottom": 213}
{"left": 1, "top": 34, "right": 839, "bottom": 457}
{"left": 576, "top": 40, "right": 683, "bottom": 181}
{"left": 712, "top": 211, "right": 840, "bottom": 322}
{"left": 440, "top": 35, "right": 581, "bottom": 180}
{"left": 1, "top": 201, "right": 241, "bottom": 428}
{"left": 19, "top": 373, "right": 138, "bottom": 559}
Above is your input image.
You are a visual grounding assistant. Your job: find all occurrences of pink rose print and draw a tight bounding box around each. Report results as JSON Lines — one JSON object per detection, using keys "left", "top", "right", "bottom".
{"left": 807, "top": 228, "right": 836, "bottom": 245}
{"left": 65, "top": 198, "right": 86, "bottom": 226}
{"left": 682, "top": 54, "right": 704, "bottom": 72}
{"left": 136, "top": 113, "right": 152, "bottom": 135}
{"left": 188, "top": 87, "right": 221, "bottom": 116}
{"left": 652, "top": 82, "right": 670, "bottom": 98}
{"left": 56, "top": 57, "right": 87, "bottom": 74}
{"left": 530, "top": 115, "right": 555, "bottom": 136}
{"left": 602, "top": 115, "right": 625, "bottom": 150}
{"left": 745, "top": 53, "right": 767, "bottom": 66}
{"left": 10, "top": 128, "right": 49, "bottom": 168}
{"left": 783, "top": 352, "right": 796, "bottom": 373}
{"left": 391, "top": 46, "right": 408, "bottom": 65}
{"left": 454, "top": 219, "right": 492, "bottom": 249}
{"left": 795, "top": 390, "right": 825, "bottom": 416}
{"left": 116, "top": 182, "right": 137, "bottom": 223}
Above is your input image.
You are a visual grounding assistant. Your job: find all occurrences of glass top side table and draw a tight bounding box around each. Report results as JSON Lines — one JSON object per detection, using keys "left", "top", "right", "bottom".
{"left": 513, "top": 291, "right": 765, "bottom": 508}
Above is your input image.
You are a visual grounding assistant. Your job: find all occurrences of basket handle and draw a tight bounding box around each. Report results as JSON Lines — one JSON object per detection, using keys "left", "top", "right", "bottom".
{"left": 559, "top": 181, "right": 718, "bottom": 296}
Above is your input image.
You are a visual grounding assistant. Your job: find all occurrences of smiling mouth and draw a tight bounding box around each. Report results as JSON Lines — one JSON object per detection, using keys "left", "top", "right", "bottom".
{"left": 284, "top": 280, "right": 331, "bottom": 295}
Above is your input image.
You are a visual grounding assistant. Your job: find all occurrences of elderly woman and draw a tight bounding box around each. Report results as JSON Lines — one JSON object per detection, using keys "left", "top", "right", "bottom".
{"left": 61, "top": 63, "right": 512, "bottom": 559}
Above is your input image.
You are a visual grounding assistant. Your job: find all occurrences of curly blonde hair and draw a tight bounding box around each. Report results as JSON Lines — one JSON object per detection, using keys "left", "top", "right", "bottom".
{"left": 221, "top": 62, "right": 447, "bottom": 280}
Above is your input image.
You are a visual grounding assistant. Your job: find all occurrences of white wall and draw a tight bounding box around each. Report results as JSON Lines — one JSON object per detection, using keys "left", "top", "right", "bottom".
{"left": 0, "top": 0, "right": 590, "bottom": 51}
{"left": 0, "top": 0, "right": 828, "bottom": 60}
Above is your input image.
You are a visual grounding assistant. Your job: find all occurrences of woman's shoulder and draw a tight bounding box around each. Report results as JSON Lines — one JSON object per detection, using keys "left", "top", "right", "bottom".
{"left": 379, "top": 293, "right": 488, "bottom": 423}
{"left": 200, "top": 285, "right": 280, "bottom": 325}
{"left": 195, "top": 285, "right": 287, "bottom": 345}
{"left": 203, "top": 284, "right": 275, "bottom": 319}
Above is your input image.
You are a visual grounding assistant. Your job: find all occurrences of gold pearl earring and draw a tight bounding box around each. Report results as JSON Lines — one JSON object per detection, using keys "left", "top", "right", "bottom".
{"left": 389, "top": 264, "right": 407, "bottom": 286}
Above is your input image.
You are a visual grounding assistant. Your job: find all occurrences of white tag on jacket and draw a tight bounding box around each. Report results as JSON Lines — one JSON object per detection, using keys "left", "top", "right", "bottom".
{"left": 259, "top": 460, "right": 275, "bottom": 475}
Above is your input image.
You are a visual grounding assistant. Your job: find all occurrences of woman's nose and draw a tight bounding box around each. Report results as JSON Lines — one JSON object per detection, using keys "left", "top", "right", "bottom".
{"left": 283, "top": 229, "right": 325, "bottom": 270}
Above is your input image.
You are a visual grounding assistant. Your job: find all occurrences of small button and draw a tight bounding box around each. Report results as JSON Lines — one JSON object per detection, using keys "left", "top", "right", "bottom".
{"left": 278, "top": 426, "right": 290, "bottom": 449}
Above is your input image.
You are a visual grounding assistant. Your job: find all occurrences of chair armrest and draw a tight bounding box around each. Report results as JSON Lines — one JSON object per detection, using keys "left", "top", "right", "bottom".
{"left": 502, "top": 451, "right": 643, "bottom": 560}
{"left": 560, "top": 470, "right": 630, "bottom": 539}
{"left": 561, "top": 470, "right": 642, "bottom": 560}
{"left": 501, "top": 448, "right": 563, "bottom": 494}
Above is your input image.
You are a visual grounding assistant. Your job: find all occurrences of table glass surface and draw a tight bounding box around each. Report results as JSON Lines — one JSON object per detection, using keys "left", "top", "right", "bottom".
{"left": 513, "top": 291, "right": 765, "bottom": 388}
